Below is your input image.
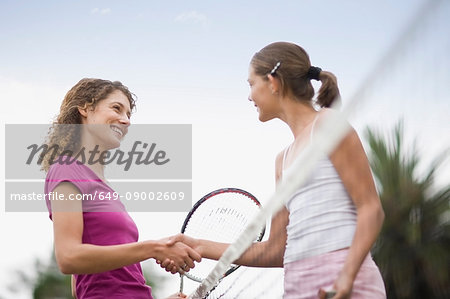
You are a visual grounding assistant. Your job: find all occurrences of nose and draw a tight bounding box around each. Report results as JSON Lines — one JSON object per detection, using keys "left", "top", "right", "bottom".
{"left": 119, "top": 115, "right": 130, "bottom": 127}
{"left": 248, "top": 96, "right": 253, "bottom": 102}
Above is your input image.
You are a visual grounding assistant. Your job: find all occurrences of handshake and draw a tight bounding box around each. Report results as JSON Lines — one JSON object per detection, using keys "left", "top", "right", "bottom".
{"left": 154, "top": 234, "right": 203, "bottom": 274}
{"left": 154, "top": 234, "right": 211, "bottom": 299}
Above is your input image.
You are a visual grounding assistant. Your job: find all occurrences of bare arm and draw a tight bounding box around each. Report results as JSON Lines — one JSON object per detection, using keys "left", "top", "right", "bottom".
{"left": 232, "top": 149, "right": 288, "bottom": 267}
{"left": 51, "top": 182, "right": 201, "bottom": 275}
{"left": 175, "top": 206, "right": 288, "bottom": 268}
{"left": 328, "top": 127, "right": 384, "bottom": 296}
{"left": 166, "top": 151, "right": 289, "bottom": 268}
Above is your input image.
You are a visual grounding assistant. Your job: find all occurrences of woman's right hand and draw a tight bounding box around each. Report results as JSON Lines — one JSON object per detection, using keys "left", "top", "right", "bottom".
{"left": 172, "top": 234, "right": 200, "bottom": 251}
{"left": 153, "top": 236, "right": 201, "bottom": 274}
{"left": 156, "top": 234, "right": 201, "bottom": 273}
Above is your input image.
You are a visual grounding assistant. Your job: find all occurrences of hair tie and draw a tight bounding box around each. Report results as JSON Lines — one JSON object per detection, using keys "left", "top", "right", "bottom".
{"left": 307, "top": 66, "right": 322, "bottom": 81}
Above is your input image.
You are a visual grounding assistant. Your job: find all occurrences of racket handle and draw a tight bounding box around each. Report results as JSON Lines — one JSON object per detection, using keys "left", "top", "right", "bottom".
{"left": 179, "top": 273, "right": 184, "bottom": 293}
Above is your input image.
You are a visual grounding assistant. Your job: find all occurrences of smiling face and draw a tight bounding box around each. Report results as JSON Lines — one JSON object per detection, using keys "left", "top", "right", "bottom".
{"left": 79, "top": 89, "right": 131, "bottom": 151}
{"left": 247, "top": 66, "right": 280, "bottom": 122}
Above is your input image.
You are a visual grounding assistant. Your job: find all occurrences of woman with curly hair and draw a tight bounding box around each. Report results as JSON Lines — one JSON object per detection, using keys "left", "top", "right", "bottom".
{"left": 43, "top": 78, "right": 200, "bottom": 299}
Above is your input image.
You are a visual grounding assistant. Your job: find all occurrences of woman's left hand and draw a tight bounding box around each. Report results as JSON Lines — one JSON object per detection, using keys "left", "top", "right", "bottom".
{"left": 318, "top": 271, "right": 353, "bottom": 299}
{"left": 165, "top": 292, "right": 187, "bottom": 298}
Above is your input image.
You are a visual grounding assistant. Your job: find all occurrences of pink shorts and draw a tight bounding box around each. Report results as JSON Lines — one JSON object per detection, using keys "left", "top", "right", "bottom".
{"left": 283, "top": 249, "right": 386, "bottom": 299}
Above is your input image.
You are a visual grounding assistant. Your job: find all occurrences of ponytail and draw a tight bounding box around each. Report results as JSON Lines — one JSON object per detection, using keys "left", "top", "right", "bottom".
{"left": 317, "top": 70, "right": 340, "bottom": 108}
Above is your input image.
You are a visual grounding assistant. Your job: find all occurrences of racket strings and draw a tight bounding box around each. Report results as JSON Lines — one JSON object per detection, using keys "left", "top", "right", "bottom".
{"left": 182, "top": 191, "right": 262, "bottom": 283}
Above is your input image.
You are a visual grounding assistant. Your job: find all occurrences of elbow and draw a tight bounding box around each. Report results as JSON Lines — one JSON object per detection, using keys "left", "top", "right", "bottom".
{"left": 272, "top": 255, "right": 284, "bottom": 268}
{"left": 55, "top": 250, "right": 77, "bottom": 274}
{"left": 260, "top": 241, "right": 285, "bottom": 268}
{"left": 379, "top": 206, "right": 385, "bottom": 223}
{"left": 375, "top": 201, "right": 385, "bottom": 229}
{"left": 59, "top": 267, "right": 73, "bottom": 275}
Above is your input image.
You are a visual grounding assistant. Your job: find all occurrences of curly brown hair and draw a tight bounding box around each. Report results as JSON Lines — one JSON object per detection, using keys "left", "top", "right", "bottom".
{"left": 41, "top": 78, "right": 136, "bottom": 172}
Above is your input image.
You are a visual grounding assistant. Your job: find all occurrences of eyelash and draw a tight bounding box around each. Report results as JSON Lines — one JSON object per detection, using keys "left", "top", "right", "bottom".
{"left": 113, "top": 105, "right": 131, "bottom": 119}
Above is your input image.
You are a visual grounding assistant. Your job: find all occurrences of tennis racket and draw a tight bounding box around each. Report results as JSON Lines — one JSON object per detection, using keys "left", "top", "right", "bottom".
{"left": 179, "top": 188, "right": 265, "bottom": 297}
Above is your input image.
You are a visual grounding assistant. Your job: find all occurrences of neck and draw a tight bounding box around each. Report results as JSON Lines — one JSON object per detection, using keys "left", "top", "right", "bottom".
{"left": 278, "top": 98, "right": 318, "bottom": 139}
{"left": 79, "top": 132, "right": 107, "bottom": 180}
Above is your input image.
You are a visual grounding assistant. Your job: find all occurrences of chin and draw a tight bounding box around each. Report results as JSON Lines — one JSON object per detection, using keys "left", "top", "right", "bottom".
{"left": 108, "top": 130, "right": 126, "bottom": 149}
{"left": 101, "top": 134, "right": 122, "bottom": 151}
{"left": 258, "top": 114, "right": 273, "bottom": 122}
{"left": 108, "top": 139, "right": 122, "bottom": 150}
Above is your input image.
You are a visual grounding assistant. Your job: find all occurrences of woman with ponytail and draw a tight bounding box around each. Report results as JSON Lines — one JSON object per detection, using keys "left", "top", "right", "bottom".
{"left": 163, "top": 42, "right": 386, "bottom": 298}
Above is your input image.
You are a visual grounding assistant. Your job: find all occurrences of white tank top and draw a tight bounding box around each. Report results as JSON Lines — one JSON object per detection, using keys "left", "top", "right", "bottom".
{"left": 282, "top": 115, "right": 357, "bottom": 264}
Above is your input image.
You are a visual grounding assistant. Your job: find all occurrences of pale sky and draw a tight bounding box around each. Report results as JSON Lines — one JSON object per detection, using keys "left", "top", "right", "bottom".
{"left": 1, "top": 0, "right": 449, "bottom": 298}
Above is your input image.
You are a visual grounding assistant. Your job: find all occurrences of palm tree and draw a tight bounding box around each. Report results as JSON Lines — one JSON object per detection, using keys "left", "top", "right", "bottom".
{"left": 366, "top": 121, "right": 450, "bottom": 299}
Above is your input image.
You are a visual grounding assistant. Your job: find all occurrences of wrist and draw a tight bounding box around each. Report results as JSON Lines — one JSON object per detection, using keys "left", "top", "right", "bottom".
{"left": 196, "top": 240, "right": 205, "bottom": 257}
{"left": 339, "top": 265, "right": 357, "bottom": 282}
{"left": 145, "top": 240, "right": 164, "bottom": 260}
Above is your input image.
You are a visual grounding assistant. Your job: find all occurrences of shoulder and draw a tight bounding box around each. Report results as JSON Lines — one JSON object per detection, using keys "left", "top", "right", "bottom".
{"left": 47, "top": 157, "right": 92, "bottom": 180}
{"left": 45, "top": 158, "right": 98, "bottom": 194}
{"left": 45, "top": 160, "right": 87, "bottom": 219}
{"left": 329, "top": 120, "right": 366, "bottom": 167}
{"left": 317, "top": 108, "right": 358, "bottom": 139}
{"left": 47, "top": 156, "right": 93, "bottom": 178}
